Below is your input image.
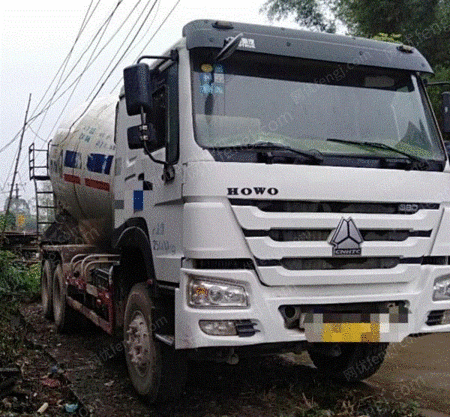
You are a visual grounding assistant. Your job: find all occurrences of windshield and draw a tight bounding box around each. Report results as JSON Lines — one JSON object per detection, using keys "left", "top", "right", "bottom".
{"left": 191, "top": 48, "right": 445, "bottom": 170}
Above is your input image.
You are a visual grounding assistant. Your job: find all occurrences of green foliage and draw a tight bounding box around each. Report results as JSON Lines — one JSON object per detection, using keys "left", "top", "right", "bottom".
{"left": 0, "top": 213, "right": 16, "bottom": 231}
{"left": 372, "top": 32, "right": 402, "bottom": 43}
{"left": 0, "top": 251, "right": 40, "bottom": 296}
{"left": 340, "top": 0, "right": 450, "bottom": 67}
{"left": 261, "top": 0, "right": 450, "bottom": 67}
{"left": 261, "top": 0, "right": 338, "bottom": 32}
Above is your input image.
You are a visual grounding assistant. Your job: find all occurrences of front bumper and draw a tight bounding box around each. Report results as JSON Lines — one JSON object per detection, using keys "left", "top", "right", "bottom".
{"left": 174, "top": 265, "right": 450, "bottom": 349}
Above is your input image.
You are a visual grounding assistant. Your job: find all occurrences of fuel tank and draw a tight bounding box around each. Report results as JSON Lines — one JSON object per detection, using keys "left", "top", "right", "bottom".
{"left": 48, "top": 96, "right": 118, "bottom": 245}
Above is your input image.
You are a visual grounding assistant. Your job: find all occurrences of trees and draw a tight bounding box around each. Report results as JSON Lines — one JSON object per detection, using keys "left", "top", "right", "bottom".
{"left": 261, "top": 0, "right": 450, "bottom": 67}
{"left": 261, "top": 0, "right": 338, "bottom": 32}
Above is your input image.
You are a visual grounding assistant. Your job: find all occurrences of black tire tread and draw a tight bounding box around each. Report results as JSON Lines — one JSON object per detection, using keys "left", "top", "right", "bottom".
{"left": 53, "top": 263, "right": 78, "bottom": 333}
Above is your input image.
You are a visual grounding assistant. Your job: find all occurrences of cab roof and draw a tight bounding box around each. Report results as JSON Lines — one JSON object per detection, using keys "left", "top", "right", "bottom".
{"left": 183, "top": 20, "right": 433, "bottom": 73}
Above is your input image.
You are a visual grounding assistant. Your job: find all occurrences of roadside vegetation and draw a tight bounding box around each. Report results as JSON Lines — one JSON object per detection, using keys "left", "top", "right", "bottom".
{"left": 0, "top": 250, "right": 40, "bottom": 296}
{"left": 0, "top": 250, "right": 39, "bottom": 366}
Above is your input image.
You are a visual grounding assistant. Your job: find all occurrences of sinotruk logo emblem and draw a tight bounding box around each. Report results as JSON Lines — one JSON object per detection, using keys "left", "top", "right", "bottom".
{"left": 329, "top": 218, "right": 363, "bottom": 256}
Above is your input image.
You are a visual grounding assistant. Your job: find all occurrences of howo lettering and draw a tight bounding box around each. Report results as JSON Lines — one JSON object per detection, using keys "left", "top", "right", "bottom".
{"left": 30, "top": 19, "right": 450, "bottom": 403}
{"left": 227, "top": 187, "right": 279, "bottom": 196}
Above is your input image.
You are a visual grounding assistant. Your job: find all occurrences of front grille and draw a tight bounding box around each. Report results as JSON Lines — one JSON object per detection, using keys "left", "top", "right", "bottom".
{"left": 193, "top": 258, "right": 254, "bottom": 270}
{"left": 229, "top": 198, "right": 439, "bottom": 279}
{"left": 281, "top": 257, "right": 400, "bottom": 270}
{"left": 244, "top": 229, "right": 431, "bottom": 242}
{"left": 230, "top": 199, "right": 439, "bottom": 215}
{"left": 256, "top": 257, "right": 422, "bottom": 269}
{"left": 426, "top": 310, "right": 445, "bottom": 326}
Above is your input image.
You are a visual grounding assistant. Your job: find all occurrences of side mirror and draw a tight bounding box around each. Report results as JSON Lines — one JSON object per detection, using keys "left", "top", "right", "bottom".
{"left": 215, "top": 33, "right": 243, "bottom": 63}
{"left": 442, "top": 92, "right": 450, "bottom": 134}
{"left": 123, "top": 63, "right": 152, "bottom": 116}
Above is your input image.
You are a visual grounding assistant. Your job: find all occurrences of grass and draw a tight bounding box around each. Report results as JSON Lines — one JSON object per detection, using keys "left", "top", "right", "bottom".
{"left": 0, "top": 250, "right": 40, "bottom": 297}
{"left": 0, "top": 250, "right": 40, "bottom": 366}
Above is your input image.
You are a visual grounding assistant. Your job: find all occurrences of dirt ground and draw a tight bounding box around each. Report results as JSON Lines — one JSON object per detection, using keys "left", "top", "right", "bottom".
{"left": 368, "top": 333, "right": 450, "bottom": 415}
{"left": 2, "top": 302, "right": 449, "bottom": 416}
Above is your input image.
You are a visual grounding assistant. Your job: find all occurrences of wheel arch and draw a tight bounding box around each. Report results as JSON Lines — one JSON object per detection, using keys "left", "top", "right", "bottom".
{"left": 112, "top": 218, "right": 156, "bottom": 330}
{"left": 112, "top": 217, "right": 156, "bottom": 284}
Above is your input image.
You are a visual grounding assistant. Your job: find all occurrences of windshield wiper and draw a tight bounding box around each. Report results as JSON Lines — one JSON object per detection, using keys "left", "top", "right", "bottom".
{"left": 327, "top": 138, "right": 429, "bottom": 170}
{"left": 216, "top": 141, "right": 324, "bottom": 164}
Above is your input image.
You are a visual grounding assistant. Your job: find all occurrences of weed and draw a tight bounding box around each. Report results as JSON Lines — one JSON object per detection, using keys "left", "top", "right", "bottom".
{"left": 0, "top": 250, "right": 40, "bottom": 297}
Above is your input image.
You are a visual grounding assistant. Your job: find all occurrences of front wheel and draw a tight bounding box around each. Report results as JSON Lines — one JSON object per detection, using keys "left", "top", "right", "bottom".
{"left": 307, "top": 342, "right": 388, "bottom": 382}
{"left": 124, "top": 283, "right": 187, "bottom": 403}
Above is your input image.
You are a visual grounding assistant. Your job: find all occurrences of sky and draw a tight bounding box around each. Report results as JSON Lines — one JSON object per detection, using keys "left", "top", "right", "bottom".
{"left": 0, "top": 0, "right": 302, "bottom": 209}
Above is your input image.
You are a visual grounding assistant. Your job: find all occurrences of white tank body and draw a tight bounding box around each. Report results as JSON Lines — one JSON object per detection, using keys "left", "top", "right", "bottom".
{"left": 48, "top": 96, "right": 118, "bottom": 245}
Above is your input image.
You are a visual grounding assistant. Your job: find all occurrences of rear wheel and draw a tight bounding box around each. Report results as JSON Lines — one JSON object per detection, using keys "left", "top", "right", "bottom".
{"left": 53, "top": 263, "right": 77, "bottom": 333}
{"left": 41, "top": 260, "right": 54, "bottom": 320}
{"left": 124, "top": 283, "right": 187, "bottom": 403}
{"left": 307, "top": 342, "right": 388, "bottom": 382}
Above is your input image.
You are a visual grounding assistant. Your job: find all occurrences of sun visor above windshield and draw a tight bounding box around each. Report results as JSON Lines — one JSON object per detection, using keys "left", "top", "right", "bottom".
{"left": 183, "top": 20, "right": 433, "bottom": 74}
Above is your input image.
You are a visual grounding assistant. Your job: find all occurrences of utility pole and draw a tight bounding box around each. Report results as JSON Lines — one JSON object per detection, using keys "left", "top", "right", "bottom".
{"left": 0, "top": 94, "right": 32, "bottom": 245}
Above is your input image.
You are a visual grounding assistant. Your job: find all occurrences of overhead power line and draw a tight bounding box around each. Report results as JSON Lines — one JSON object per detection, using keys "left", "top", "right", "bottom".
{"left": 59, "top": 0, "right": 162, "bottom": 147}
{"left": 110, "top": 0, "right": 180, "bottom": 93}
{"left": 2, "top": 0, "right": 181, "bottom": 191}
{"left": 45, "top": 0, "right": 125, "bottom": 143}
{"left": 0, "top": 0, "right": 102, "bottom": 157}
{"left": 1, "top": 0, "right": 124, "bottom": 188}
{"left": 135, "top": 0, "right": 181, "bottom": 60}
{"left": 30, "top": 0, "right": 101, "bottom": 144}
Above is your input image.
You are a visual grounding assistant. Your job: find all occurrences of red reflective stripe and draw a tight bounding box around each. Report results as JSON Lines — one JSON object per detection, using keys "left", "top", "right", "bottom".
{"left": 64, "top": 174, "right": 81, "bottom": 184}
{"left": 85, "top": 178, "right": 110, "bottom": 191}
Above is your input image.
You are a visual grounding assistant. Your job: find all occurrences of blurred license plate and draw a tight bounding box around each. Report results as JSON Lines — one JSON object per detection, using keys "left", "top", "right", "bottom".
{"left": 305, "top": 322, "right": 381, "bottom": 343}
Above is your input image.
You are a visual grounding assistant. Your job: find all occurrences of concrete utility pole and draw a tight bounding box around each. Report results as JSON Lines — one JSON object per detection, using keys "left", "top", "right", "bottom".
{"left": 0, "top": 94, "right": 32, "bottom": 244}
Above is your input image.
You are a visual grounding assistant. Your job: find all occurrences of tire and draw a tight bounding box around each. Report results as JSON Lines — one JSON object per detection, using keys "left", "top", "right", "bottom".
{"left": 307, "top": 342, "right": 388, "bottom": 382}
{"left": 124, "top": 283, "right": 187, "bottom": 403}
{"left": 52, "top": 263, "right": 77, "bottom": 333}
{"left": 41, "top": 260, "right": 54, "bottom": 320}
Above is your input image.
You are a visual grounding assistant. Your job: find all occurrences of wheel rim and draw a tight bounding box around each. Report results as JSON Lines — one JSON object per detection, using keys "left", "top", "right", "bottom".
{"left": 126, "top": 311, "right": 151, "bottom": 377}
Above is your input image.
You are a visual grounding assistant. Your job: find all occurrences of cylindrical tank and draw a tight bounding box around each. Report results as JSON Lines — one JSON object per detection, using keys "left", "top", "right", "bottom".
{"left": 48, "top": 96, "right": 118, "bottom": 245}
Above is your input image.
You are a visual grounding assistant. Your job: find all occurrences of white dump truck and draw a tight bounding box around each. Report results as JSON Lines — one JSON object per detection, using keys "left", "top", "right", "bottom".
{"left": 32, "top": 19, "right": 450, "bottom": 402}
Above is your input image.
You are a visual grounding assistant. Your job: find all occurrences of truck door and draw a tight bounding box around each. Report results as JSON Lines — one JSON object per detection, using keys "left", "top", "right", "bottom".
{"left": 114, "top": 60, "right": 182, "bottom": 285}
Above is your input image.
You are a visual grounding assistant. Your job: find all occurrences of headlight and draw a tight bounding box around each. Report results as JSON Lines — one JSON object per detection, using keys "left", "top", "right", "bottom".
{"left": 433, "top": 276, "right": 450, "bottom": 301}
{"left": 188, "top": 278, "right": 249, "bottom": 308}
